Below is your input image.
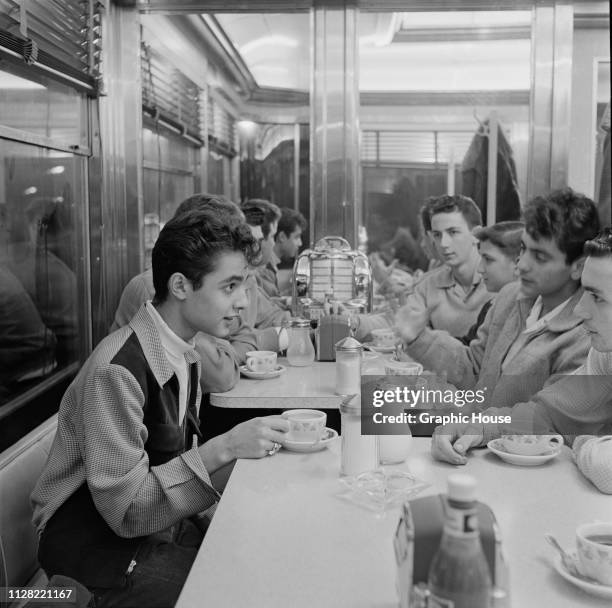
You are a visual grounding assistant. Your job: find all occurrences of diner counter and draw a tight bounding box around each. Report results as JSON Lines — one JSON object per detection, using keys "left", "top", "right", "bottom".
{"left": 177, "top": 438, "right": 611, "bottom": 608}
{"left": 210, "top": 359, "right": 342, "bottom": 409}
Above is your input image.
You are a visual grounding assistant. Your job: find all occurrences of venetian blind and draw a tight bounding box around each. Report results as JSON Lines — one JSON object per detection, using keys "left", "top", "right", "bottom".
{"left": 0, "top": 0, "right": 103, "bottom": 92}
{"left": 141, "top": 39, "right": 202, "bottom": 144}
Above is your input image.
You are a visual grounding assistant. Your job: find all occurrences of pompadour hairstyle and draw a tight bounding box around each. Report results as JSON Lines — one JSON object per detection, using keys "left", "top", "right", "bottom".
{"left": 241, "top": 199, "right": 281, "bottom": 238}
{"left": 523, "top": 188, "right": 600, "bottom": 264}
{"left": 152, "top": 207, "right": 260, "bottom": 303}
{"left": 425, "top": 194, "right": 483, "bottom": 229}
{"left": 174, "top": 193, "right": 242, "bottom": 220}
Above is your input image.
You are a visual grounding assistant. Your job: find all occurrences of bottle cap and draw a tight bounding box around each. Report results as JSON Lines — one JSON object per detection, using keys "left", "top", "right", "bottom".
{"left": 447, "top": 473, "right": 477, "bottom": 502}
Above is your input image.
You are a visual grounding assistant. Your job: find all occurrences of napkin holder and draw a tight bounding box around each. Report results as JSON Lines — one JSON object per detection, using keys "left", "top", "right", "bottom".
{"left": 315, "top": 315, "right": 351, "bottom": 361}
{"left": 394, "top": 494, "right": 502, "bottom": 608}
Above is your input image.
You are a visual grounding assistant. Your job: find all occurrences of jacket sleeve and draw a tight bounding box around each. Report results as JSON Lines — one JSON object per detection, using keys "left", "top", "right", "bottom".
{"left": 82, "top": 363, "right": 219, "bottom": 538}
{"left": 573, "top": 436, "right": 612, "bottom": 494}
{"left": 227, "top": 318, "right": 259, "bottom": 365}
{"left": 405, "top": 312, "right": 490, "bottom": 390}
{"left": 476, "top": 369, "right": 612, "bottom": 445}
{"left": 194, "top": 333, "right": 239, "bottom": 393}
{"left": 254, "top": 287, "right": 291, "bottom": 329}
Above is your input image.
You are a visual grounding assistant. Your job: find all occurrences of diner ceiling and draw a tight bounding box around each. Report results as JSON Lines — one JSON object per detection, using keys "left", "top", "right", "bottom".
{"left": 213, "top": 11, "right": 532, "bottom": 95}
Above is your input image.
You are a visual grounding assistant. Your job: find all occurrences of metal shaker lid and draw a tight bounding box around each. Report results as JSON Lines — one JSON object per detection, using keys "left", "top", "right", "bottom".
{"left": 334, "top": 336, "right": 363, "bottom": 352}
{"left": 290, "top": 317, "right": 311, "bottom": 328}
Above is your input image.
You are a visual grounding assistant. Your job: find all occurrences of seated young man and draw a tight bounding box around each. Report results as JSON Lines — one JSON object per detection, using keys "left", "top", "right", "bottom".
{"left": 394, "top": 188, "right": 600, "bottom": 412}
{"left": 272, "top": 206, "right": 308, "bottom": 297}
{"left": 31, "top": 208, "right": 290, "bottom": 608}
{"left": 111, "top": 194, "right": 259, "bottom": 393}
{"left": 356, "top": 194, "right": 491, "bottom": 340}
{"left": 241, "top": 198, "right": 283, "bottom": 299}
{"left": 430, "top": 227, "right": 612, "bottom": 494}
{"left": 460, "top": 220, "right": 523, "bottom": 344}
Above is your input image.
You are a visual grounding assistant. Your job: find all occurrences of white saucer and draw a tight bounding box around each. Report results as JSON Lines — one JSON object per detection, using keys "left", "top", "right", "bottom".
{"left": 364, "top": 342, "right": 396, "bottom": 354}
{"left": 487, "top": 438, "right": 561, "bottom": 466}
{"left": 239, "top": 364, "right": 286, "bottom": 380}
{"left": 553, "top": 552, "right": 612, "bottom": 599}
{"left": 283, "top": 428, "right": 338, "bottom": 453}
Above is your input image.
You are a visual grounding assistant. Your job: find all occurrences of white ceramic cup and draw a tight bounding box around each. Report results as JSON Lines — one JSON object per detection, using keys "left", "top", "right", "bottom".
{"left": 282, "top": 409, "right": 327, "bottom": 444}
{"left": 245, "top": 350, "right": 277, "bottom": 373}
{"left": 576, "top": 521, "right": 612, "bottom": 585}
{"left": 384, "top": 359, "right": 423, "bottom": 376}
{"left": 370, "top": 328, "right": 396, "bottom": 347}
{"left": 501, "top": 434, "right": 563, "bottom": 456}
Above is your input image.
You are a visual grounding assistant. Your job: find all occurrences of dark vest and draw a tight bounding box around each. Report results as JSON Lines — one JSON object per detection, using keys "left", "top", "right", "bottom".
{"left": 38, "top": 333, "right": 202, "bottom": 588}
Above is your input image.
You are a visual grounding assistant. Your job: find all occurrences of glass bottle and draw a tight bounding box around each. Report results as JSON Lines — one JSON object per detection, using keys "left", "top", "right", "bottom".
{"left": 428, "top": 474, "right": 492, "bottom": 608}
{"left": 286, "top": 318, "right": 315, "bottom": 367}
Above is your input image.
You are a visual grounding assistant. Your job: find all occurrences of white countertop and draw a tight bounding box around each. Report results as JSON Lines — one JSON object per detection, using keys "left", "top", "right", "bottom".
{"left": 210, "top": 359, "right": 343, "bottom": 409}
{"left": 177, "top": 438, "right": 611, "bottom": 608}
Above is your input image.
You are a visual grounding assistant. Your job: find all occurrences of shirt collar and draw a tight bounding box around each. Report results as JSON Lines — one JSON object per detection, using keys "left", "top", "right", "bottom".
{"left": 520, "top": 287, "right": 585, "bottom": 334}
{"left": 431, "top": 263, "right": 483, "bottom": 290}
{"left": 146, "top": 301, "right": 195, "bottom": 357}
{"left": 128, "top": 303, "right": 200, "bottom": 389}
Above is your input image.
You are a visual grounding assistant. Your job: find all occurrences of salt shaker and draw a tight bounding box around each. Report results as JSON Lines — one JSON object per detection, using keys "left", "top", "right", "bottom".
{"left": 335, "top": 337, "right": 363, "bottom": 395}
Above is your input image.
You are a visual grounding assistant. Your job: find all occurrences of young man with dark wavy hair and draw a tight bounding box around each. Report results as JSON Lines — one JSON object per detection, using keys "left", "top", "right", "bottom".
{"left": 32, "top": 208, "right": 290, "bottom": 607}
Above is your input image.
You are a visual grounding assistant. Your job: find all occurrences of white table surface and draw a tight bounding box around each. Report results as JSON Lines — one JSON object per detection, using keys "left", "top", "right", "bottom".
{"left": 176, "top": 438, "right": 611, "bottom": 608}
{"left": 210, "top": 359, "right": 343, "bottom": 409}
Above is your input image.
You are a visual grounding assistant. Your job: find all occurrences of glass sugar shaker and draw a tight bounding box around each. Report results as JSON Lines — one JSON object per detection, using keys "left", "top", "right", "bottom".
{"left": 335, "top": 336, "right": 363, "bottom": 395}
{"left": 286, "top": 318, "right": 315, "bottom": 367}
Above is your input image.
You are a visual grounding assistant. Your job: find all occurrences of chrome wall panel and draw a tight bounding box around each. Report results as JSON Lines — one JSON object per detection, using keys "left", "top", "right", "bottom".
{"left": 528, "top": 1, "right": 573, "bottom": 200}
{"left": 310, "top": 2, "right": 360, "bottom": 247}
{"left": 91, "top": 3, "right": 143, "bottom": 343}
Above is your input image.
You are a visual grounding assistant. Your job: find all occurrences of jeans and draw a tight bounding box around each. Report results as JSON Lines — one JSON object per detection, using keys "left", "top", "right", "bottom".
{"left": 90, "top": 519, "right": 204, "bottom": 608}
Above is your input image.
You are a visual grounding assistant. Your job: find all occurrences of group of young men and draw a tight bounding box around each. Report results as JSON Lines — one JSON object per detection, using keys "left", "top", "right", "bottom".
{"left": 30, "top": 186, "right": 611, "bottom": 607}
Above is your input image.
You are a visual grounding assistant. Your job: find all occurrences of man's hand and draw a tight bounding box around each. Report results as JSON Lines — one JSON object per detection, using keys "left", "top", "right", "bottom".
{"left": 223, "top": 415, "right": 290, "bottom": 459}
{"left": 431, "top": 423, "right": 485, "bottom": 465}
{"left": 392, "top": 302, "right": 428, "bottom": 344}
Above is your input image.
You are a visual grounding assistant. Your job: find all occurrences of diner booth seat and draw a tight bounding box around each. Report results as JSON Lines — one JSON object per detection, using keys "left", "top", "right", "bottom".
{"left": 0, "top": 415, "right": 57, "bottom": 605}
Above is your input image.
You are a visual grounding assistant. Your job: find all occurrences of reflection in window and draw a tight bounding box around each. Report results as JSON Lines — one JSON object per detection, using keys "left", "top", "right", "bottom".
{"left": 0, "top": 142, "right": 83, "bottom": 407}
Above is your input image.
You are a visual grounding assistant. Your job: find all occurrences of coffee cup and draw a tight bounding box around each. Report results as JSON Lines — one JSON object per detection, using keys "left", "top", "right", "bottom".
{"left": 384, "top": 359, "right": 423, "bottom": 376}
{"left": 370, "top": 328, "right": 396, "bottom": 347}
{"left": 245, "top": 350, "right": 277, "bottom": 373}
{"left": 501, "top": 434, "right": 563, "bottom": 456}
{"left": 282, "top": 409, "right": 327, "bottom": 444}
{"left": 576, "top": 521, "right": 612, "bottom": 585}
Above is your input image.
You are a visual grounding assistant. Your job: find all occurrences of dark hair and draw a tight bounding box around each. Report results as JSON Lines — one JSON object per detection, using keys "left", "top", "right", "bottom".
{"left": 276, "top": 207, "right": 307, "bottom": 240}
{"left": 584, "top": 226, "right": 612, "bottom": 258}
{"left": 425, "top": 194, "right": 482, "bottom": 229}
{"left": 152, "top": 208, "right": 260, "bottom": 303}
{"left": 419, "top": 198, "right": 436, "bottom": 232}
{"left": 475, "top": 221, "right": 524, "bottom": 261}
{"left": 241, "top": 199, "right": 281, "bottom": 238}
{"left": 174, "top": 193, "right": 242, "bottom": 220}
{"left": 523, "top": 188, "right": 600, "bottom": 264}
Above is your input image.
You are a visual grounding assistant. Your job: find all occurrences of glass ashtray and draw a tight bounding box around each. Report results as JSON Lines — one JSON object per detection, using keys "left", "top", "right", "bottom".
{"left": 338, "top": 469, "right": 429, "bottom": 512}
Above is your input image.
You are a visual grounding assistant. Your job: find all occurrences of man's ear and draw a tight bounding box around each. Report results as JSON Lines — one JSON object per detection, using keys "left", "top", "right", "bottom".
{"left": 471, "top": 225, "right": 482, "bottom": 244}
{"left": 168, "top": 272, "right": 190, "bottom": 301}
{"left": 277, "top": 231, "right": 288, "bottom": 243}
{"left": 570, "top": 256, "right": 585, "bottom": 281}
